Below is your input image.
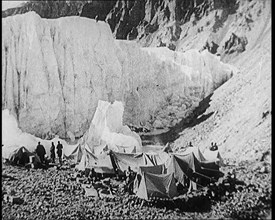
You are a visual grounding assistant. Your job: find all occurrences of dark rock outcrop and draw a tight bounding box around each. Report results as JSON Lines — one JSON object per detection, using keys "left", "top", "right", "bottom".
{"left": 2, "top": 0, "right": 238, "bottom": 42}
{"left": 3, "top": 0, "right": 264, "bottom": 62}
{"left": 220, "top": 33, "right": 248, "bottom": 59}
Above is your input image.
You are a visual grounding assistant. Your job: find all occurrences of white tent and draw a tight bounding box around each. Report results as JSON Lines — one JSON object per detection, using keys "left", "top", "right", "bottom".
{"left": 177, "top": 146, "right": 206, "bottom": 162}
{"left": 203, "top": 149, "right": 225, "bottom": 166}
{"left": 73, "top": 144, "right": 115, "bottom": 174}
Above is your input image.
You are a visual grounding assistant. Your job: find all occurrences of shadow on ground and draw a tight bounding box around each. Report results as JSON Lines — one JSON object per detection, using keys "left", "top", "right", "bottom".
{"left": 141, "top": 93, "right": 214, "bottom": 145}
{"left": 153, "top": 195, "right": 212, "bottom": 212}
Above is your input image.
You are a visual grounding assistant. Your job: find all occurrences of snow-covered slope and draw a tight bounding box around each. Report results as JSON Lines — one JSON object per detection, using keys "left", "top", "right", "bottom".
{"left": 2, "top": 109, "right": 77, "bottom": 159}
{"left": 2, "top": 12, "right": 237, "bottom": 140}
{"left": 2, "top": 1, "right": 28, "bottom": 11}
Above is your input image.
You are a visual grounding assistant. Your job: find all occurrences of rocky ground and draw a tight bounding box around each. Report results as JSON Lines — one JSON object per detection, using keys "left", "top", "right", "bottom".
{"left": 2, "top": 158, "right": 271, "bottom": 220}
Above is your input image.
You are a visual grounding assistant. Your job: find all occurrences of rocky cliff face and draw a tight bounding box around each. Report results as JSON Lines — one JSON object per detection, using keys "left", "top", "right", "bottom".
{"left": 2, "top": 12, "right": 236, "bottom": 140}
{"left": 2, "top": 0, "right": 266, "bottom": 61}
{"left": 172, "top": 1, "right": 271, "bottom": 162}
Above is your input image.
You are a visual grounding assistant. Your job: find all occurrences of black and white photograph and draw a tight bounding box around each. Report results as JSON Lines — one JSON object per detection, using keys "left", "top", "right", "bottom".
{"left": 2, "top": 0, "right": 271, "bottom": 219}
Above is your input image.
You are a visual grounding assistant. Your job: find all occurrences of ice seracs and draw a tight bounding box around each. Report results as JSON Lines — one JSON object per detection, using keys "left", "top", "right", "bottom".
{"left": 2, "top": 12, "right": 238, "bottom": 139}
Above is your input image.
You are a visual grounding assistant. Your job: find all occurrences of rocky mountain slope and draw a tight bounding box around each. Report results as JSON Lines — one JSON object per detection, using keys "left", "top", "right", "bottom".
{"left": 142, "top": 0, "right": 271, "bottom": 161}
{"left": 172, "top": 2, "right": 271, "bottom": 162}
{"left": 173, "top": 24, "right": 271, "bottom": 162}
{"left": 2, "top": 1, "right": 268, "bottom": 58}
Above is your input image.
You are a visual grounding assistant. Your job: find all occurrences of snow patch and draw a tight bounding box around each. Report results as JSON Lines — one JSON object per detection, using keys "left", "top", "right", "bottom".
{"left": 2, "top": 109, "right": 77, "bottom": 159}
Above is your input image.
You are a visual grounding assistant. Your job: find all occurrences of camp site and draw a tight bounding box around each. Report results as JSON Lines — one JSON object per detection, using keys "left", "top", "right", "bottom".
{"left": 2, "top": 1, "right": 271, "bottom": 219}
{"left": 2, "top": 100, "right": 271, "bottom": 219}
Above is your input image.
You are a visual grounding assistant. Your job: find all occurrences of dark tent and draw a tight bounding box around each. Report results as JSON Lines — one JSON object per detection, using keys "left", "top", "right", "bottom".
{"left": 167, "top": 152, "right": 223, "bottom": 191}
{"left": 8, "top": 146, "right": 41, "bottom": 167}
{"left": 135, "top": 172, "right": 178, "bottom": 200}
{"left": 138, "top": 164, "right": 166, "bottom": 175}
{"left": 133, "top": 164, "right": 166, "bottom": 194}
{"left": 110, "top": 151, "right": 155, "bottom": 172}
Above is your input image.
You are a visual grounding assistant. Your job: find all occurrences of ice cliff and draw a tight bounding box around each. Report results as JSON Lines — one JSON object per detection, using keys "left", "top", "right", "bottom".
{"left": 2, "top": 12, "right": 237, "bottom": 140}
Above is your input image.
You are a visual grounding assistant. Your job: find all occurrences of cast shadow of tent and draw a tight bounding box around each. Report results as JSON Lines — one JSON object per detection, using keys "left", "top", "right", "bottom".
{"left": 176, "top": 195, "right": 212, "bottom": 212}
{"left": 141, "top": 93, "right": 214, "bottom": 145}
{"left": 146, "top": 195, "right": 211, "bottom": 212}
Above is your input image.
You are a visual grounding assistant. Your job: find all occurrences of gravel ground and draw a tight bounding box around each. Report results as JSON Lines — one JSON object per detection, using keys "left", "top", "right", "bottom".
{"left": 2, "top": 159, "right": 271, "bottom": 220}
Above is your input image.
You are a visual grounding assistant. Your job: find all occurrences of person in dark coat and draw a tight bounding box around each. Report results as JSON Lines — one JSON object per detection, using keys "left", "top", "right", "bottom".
{"left": 125, "top": 166, "right": 135, "bottom": 194}
{"left": 36, "top": 142, "right": 46, "bottom": 164}
{"left": 210, "top": 142, "right": 218, "bottom": 151}
{"left": 50, "top": 142, "right": 56, "bottom": 163}
{"left": 209, "top": 142, "right": 214, "bottom": 150}
{"left": 56, "top": 141, "right": 63, "bottom": 164}
{"left": 18, "top": 147, "right": 29, "bottom": 166}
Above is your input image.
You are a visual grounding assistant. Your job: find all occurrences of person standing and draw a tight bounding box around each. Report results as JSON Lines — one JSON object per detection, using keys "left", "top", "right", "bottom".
{"left": 210, "top": 142, "right": 218, "bottom": 151}
{"left": 36, "top": 142, "right": 46, "bottom": 164}
{"left": 56, "top": 141, "right": 63, "bottom": 165}
{"left": 50, "top": 142, "right": 56, "bottom": 163}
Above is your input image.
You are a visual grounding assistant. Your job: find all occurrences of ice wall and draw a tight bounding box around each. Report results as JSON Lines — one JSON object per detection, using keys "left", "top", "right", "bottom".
{"left": 2, "top": 12, "right": 237, "bottom": 139}
{"left": 117, "top": 41, "right": 236, "bottom": 128}
{"left": 2, "top": 12, "right": 126, "bottom": 139}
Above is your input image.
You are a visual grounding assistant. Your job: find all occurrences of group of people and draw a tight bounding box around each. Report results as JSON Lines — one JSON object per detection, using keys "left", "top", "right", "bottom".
{"left": 128, "top": 124, "right": 150, "bottom": 133}
{"left": 35, "top": 141, "right": 63, "bottom": 164}
{"left": 186, "top": 141, "right": 218, "bottom": 151}
{"left": 210, "top": 142, "right": 218, "bottom": 151}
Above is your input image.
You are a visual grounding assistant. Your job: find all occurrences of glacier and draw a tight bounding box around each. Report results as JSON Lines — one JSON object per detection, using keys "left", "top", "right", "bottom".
{"left": 2, "top": 12, "right": 238, "bottom": 140}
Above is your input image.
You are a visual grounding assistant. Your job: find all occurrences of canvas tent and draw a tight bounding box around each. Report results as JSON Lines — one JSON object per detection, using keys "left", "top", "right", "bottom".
{"left": 203, "top": 149, "right": 225, "bottom": 166}
{"left": 135, "top": 172, "right": 178, "bottom": 200}
{"left": 88, "top": 152, "right": 116, "bottom": 174}
{"left": 145, "top": 151, "right": 171, "bottom": 166}
{"left": 133, "top": 164, "right": 167, "bottom": 194}
{"left": 178, "top": 146, "right": 206, "bottom": 162}
{"left": 64, "top": 144, "right": 85, "bottom": 164}
{"left": 179, "top": 147, "right": 223, "bottom": 174}
{"left": 144, "top": 152, "right": 162, "bottom": 166}
{"left": 69, "top": 144, "right": 115, "bottom": 174}
{"left": 7, "top": 146, "right": 41, "bottom": 166}
{"left": 167, "top": 152, "right": 223, "bottom": 191}
{"left": 162, "top": 143, "right": 173, "bottom": 153}
{"left": 166, "top": 152, "right": 199, "bottom": 191}
{"left": 110, "top": 151, "right": 158, "bottom": 173}
{"left": 138, "top": 164, "right": 166, "bottom": 175}
{"left": 74, "top": 145, "right": 97, "bottom": 171}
